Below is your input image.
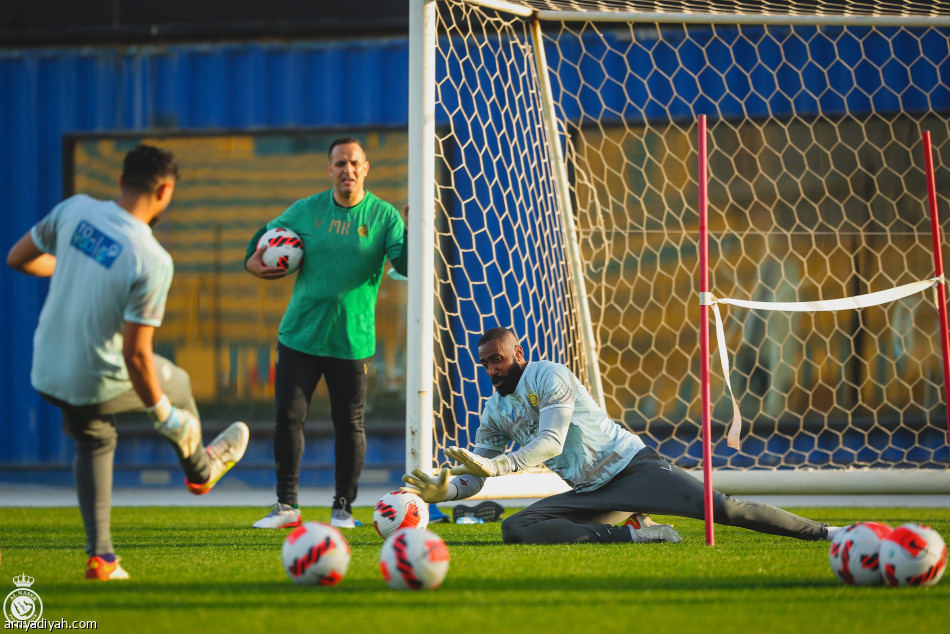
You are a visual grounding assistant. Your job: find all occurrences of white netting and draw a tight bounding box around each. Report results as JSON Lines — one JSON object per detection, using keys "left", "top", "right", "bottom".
{"left": 425, "top": 0, "right": 950, "bottom": 481}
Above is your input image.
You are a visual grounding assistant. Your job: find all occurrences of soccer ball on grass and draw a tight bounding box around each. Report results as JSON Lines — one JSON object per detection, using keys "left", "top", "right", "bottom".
{"left": 828, "top": 522, "right": 892, "bottom": 585}
{"left": 281, "top": 521, "right": 350, "bottom": 586}
{"left": 374, "top": 489, "right": 429, "bottom": 538}
{"left": 879, "top": 523, "right": 946, "bottom": 587}
{"left": 379, "top": 528, "right": 449, "bottom": 590}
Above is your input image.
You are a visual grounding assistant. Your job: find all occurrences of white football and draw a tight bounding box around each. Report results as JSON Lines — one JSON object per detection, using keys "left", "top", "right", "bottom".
{"left": 257, "top": 227, "right": 304, "bottom": 273}
{"left": 374, "top": 490, "right": 429, "bottom": 538}
{"left": 281, "top": 521, "right": 350, "bottom": 586}
{"left": 828, "top": 522, "right": 892, "bottom": 585}
{"left": 880, "top": 523, "right": 947, "bottom": 587}
{"left": 379, "top": 528, "right": 449, "bottom": 590}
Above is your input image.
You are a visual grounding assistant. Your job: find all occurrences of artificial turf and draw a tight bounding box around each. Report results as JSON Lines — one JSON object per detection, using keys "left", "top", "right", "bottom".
{"left": 1, "top": 506, "right": 947, "bottom": 633}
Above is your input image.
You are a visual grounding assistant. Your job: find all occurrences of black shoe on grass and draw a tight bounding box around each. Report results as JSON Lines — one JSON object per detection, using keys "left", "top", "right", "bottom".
{"left": 452, "top": 501, "right": 505, "bottom": 523}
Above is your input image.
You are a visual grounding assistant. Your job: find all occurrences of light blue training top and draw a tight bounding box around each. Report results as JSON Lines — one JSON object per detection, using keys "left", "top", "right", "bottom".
{"left": 30, "top": 194, "right": 173, "bottom": 405}
{"left": 474, "top": 360, "right": 646, "bottom": 492}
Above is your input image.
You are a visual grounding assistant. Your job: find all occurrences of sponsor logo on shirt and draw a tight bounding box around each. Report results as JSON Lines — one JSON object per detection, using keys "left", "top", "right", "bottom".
{"left": 70, "top": 220, "right": 123, "bottom": 268}
{"left": 329, "top": 220, "right": 350, "bottom": 235}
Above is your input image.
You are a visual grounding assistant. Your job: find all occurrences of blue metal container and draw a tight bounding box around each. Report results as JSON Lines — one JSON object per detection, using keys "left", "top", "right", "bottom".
{"left": 0, "top": 39, "right": 410, "bottom": 487}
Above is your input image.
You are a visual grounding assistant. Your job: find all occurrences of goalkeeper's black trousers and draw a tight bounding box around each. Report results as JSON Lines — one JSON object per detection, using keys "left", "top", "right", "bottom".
{"left": 500, "top": 446, "right": 829, "bottom": 544}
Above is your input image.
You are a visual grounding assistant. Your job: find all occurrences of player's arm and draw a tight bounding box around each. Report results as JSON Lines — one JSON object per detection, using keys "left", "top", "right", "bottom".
{"left": 123, "top": 320, "right": 198, "bottom": 444}
{"left": 446, "top": 406, "right": 572, "bottom": 477}
{"left": 6, "top": 231, "right": 56, "bottom": 277}
{"left": 244, "top": 225, "right": 286, "bottom": 280}
{"left": 122, "top": 321, "right": 164, "bottom": 407}
{"left": 386, "top": 205, "right": 408, "bottom": 277}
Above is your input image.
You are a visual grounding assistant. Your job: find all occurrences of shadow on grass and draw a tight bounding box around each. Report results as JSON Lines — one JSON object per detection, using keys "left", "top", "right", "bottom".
{"left": 33, "top": 575, "right": 855, "bottom": 616}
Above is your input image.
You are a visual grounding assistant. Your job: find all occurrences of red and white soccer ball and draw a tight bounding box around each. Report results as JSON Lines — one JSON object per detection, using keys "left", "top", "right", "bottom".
{"left": 258, "top": 227, "right": 304, "bottom": 274}
{"left": 828, "top": 522, "right": 892, "bottom": 585}
{"left": 374, "top": 490, "right": 429, "bottom": 538}
{"left": 281, "top": 522, "right": 351, "bottom": 586}
{"left": 879, "top": 523, "right": 947, "bottom": 587}
{"left": 379, "top": 528, "right": 450, "bottom": 590}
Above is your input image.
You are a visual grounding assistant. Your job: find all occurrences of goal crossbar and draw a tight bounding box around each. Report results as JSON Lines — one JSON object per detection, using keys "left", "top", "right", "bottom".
{"left": 464, "top": 0, "right": 950, "bottom": 26}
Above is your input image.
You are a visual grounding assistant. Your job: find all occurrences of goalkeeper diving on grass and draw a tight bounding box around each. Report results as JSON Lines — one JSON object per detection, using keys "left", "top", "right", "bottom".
{"left": 403, "top": 327, "right": 842, "bottom": 545}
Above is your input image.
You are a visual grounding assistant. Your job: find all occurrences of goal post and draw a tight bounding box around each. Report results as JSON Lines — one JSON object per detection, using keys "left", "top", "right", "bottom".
{"left": 407, "top": 0, "right": 950, "bottom": 498}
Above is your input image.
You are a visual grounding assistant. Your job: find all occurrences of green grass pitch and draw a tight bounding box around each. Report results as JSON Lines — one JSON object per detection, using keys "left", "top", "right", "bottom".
{"left": 1, "top": 506, "right": 947, "bottom": 633}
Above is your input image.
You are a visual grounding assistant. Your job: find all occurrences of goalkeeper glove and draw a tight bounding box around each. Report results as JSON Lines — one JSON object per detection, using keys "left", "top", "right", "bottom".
{"left": 147, "top": 395, "right": 200, "bottom": 459}
{"left": 401, "top": 468, "right": 451, "bottom": 503}
{"left": 445, "top": 446, "right": 513, "bottom": 477}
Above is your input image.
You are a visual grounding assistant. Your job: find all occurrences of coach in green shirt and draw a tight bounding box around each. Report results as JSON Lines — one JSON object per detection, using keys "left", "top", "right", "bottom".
{"left": 245, "top": 137, "right": 408, "bottom": 529}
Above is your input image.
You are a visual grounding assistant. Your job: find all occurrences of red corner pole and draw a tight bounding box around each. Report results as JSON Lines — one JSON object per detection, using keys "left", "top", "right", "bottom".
{"left": 698, "top": 115, "right": 715, "bottom": 546}
{"left": 922, "top": 131, "right": 950, "bottom": 457}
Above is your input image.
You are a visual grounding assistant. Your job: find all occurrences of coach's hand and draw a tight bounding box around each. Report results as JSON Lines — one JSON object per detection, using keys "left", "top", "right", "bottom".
{"left": 245, "top": 246, "right": 288, "bottom": 280}
{"left": 445, "top": 446, "right": 503, "bottom": 477}
{"left": 402, "top": 468, "right": 451, "bottom": 503}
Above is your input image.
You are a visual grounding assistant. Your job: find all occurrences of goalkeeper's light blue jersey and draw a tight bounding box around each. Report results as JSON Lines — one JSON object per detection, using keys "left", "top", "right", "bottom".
{"left": 474, "top": 361, "right": 646, "bottom": 492}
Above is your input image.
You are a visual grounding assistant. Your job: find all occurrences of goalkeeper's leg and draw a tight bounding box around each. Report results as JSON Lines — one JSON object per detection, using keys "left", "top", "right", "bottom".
{"left": 501, "top": 446, "right": 828, "bottom": 544}
{"left": 615, "top": 447, "right": 829, "bottom": 540}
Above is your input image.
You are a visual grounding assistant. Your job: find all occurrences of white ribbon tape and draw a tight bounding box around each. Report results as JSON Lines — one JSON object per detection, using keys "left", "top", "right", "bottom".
{"left": 707, "top": 276, "right": 944, "bottom": 449}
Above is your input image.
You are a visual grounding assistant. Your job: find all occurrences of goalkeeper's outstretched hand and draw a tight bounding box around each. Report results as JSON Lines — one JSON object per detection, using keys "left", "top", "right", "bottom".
{"left": 445, "top": 446, "right": 498, "bottom": 477}
{"left": 401, "top": 467, "right": 451, "bottom": 503}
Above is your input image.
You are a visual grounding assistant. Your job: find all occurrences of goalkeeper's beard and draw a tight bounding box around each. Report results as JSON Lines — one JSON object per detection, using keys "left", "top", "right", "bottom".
{"left": 493, "top": 365, "right": 524, "bottom": 396}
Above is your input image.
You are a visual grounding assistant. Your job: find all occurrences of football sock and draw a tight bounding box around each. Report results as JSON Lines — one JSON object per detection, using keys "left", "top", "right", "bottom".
{"left": 626, "top": 524, "right": 638, "bottom": 542}
{"left": 332, "top": 496, "right": 352, "bottom": 513}
{"left": 96, "top": 553, "right": 117, "bottom": 563}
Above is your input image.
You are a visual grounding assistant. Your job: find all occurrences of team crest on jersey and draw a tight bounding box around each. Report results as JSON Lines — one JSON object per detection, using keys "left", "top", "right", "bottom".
{"left": 528, "top": 393, "right": 539, "bottom": 406}
{"left": 358, "top": 224, "right": 369, "bottom": 237}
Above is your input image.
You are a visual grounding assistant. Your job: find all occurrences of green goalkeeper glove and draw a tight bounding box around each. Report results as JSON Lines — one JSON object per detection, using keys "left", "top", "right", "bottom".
{"left": 401, "top": 468, "right": 451, "bottom": 503}
{"left": 445, "top": 446, "right": 511, "bottom": 477}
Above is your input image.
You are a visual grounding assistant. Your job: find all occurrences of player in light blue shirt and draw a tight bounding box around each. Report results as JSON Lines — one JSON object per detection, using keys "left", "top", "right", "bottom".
{"left": 7, "top": 145, "right": 249, "bottom": 580}
{"left": 29, "top": 194, "right": 173, "bottom": 406}
{"left": 404, "top": 327, "right": 840, "bottom": 544}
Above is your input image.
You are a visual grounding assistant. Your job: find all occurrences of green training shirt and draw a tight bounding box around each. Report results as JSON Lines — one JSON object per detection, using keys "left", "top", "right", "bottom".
{"left": 246, "top": 189, "right": 407, "bottom": 359}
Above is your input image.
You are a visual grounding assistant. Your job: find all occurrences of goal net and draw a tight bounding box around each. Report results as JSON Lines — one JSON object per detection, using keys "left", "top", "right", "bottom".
{"left": 406, "top": 0, "right": 950, "bottom": 497}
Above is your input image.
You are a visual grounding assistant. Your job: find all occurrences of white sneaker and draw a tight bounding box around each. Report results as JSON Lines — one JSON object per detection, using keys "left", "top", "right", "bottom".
{"left": 185, "top": 422, "right": 249, "bottom": 495}
{"left": 625, "top": 513, "right": 683, "bottom": 543}
{"left": 826, "top": 525, "right": 844, "bottom": 541}
{"left": 330, "top": 508, "right": 362, "bottom": 529}
{"left": 253, "top": 503, "right": 302, "bottom": 529}
{"left": 154, "top": 408, "right": 201, "bottom": 459}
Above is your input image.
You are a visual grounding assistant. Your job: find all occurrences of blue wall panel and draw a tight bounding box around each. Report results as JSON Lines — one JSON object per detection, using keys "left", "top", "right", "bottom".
{"left": 0, "top": 39, "right": 410, "bottom": 480}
